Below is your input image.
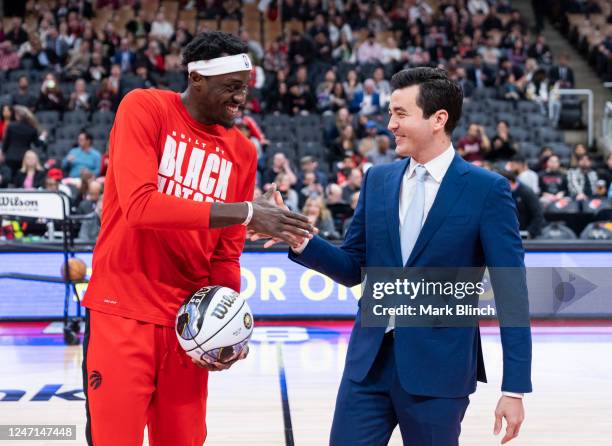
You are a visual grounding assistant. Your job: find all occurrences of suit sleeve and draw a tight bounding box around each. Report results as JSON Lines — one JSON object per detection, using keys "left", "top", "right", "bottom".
{"left": 289, "top": 168, "right": 369, "bottom": 287}
{"left": 112, "top": 89, "right": 212, "bottom": 230}
{"left": 480, "top": 176, "right": 533, "bottom": 393}
{"left": 208, "top": 144, "right": 257, "bottom": 292}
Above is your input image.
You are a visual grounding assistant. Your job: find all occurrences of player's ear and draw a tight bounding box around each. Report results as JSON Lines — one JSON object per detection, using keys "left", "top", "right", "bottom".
{"left": 189, "top": 72, "right": 206, "bottom": 90}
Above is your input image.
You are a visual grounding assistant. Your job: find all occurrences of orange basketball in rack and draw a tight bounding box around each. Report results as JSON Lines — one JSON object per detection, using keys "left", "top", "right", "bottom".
{"left": 61, "top": 258, "right": 88, "bottom": 281}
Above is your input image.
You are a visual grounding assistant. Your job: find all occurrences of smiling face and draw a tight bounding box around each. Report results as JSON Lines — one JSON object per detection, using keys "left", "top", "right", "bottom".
{"left": 190, "top": 70, "right": 250, "bottom": 128}
{"left": 388, "top": 85, "right": 446, "bottom": 158}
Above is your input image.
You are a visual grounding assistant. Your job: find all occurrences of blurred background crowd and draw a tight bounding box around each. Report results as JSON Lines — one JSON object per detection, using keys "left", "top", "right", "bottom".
{"left": 0, "top": 0, "right": 611, "bottom": 242}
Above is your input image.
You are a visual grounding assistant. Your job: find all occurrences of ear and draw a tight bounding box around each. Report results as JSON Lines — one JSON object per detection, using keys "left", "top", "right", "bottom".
{"left": 431, "top": 109, "right": 448, "bottom": 132}
{"left": 189, "top": 72, "right": 205, "bottom": 90}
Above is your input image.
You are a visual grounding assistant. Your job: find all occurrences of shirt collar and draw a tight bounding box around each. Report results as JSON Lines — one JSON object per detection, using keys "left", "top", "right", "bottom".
{"left": 406, "top": 144, "right": 455, "bottom": 183}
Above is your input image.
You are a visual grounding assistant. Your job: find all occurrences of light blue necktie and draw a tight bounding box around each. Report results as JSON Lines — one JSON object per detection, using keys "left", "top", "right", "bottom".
{"left": 401, "top": 165, "right": 428, "bottom": 265}
{"left": 387, "top": 165, "right": 427, "bottom": 332}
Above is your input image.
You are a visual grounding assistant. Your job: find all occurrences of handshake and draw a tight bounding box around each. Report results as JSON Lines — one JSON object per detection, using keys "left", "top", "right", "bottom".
{"left": 246, "top": 184, "right": 317, "bottom": 250}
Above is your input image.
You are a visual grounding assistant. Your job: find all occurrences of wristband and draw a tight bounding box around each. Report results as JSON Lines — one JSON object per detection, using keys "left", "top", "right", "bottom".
{"left": 242, "top": 201, "right": 253, "bottom": 226}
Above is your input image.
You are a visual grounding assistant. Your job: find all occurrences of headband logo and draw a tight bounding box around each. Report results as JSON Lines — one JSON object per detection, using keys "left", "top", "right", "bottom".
{"left": 242, "top": 54, "right": 251, "bottom": 69}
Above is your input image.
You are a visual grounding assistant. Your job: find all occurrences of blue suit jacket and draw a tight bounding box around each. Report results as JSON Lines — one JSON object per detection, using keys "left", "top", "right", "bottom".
{"left": 289, "top": 153, "right": 532, "bottom": 398}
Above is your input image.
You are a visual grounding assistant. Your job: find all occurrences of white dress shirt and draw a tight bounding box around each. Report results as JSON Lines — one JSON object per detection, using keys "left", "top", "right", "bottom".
{"left": 291, "top": 143, "right": 523, "bottom": 399}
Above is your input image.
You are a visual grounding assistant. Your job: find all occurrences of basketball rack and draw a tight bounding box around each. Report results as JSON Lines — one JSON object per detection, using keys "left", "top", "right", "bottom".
{"left": 0, "top": 189, "right": 96, "bottom": 345}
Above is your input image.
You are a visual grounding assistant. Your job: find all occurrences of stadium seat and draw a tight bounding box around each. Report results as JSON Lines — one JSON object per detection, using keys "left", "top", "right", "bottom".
{"left": 536, "top": 222, "right": 577, "bottom": 239}
{"left": 35, "top": 111, "right": 61, "bottom": 127}
{"left": 517, "top": 100, "right": 542, "bottom": 114}
{"left": 297, "top": 141, "right": 326, "bottom": 159}
{"left": 63, "top": 111, "right": 90, "bottom": 126}
{"left": 55, "top": 125, "right": 83, "bottom": 141}
{"left": 519, "top": 142, "right": 541, "bottom": 158}
{"left": 91, "top": 111, "right": 115, "bottom": 126}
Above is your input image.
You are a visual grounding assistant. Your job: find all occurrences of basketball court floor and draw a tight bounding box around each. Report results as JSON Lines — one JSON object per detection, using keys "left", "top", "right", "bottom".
{"left": 0, "top": 320, "right": 611, "bottom": 445}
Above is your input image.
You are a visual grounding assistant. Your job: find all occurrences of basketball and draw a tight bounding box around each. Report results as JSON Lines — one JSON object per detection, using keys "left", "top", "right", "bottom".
{"left": 175, "top": 286, "right": 254, "bottom": 364}
{"left": 60, "top": 258, "right": 88, "bottom": 281}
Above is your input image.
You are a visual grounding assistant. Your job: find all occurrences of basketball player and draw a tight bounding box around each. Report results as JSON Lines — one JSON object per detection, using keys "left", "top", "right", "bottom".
{"left": 81, "top": 31, "right": 315, "bottom": 446}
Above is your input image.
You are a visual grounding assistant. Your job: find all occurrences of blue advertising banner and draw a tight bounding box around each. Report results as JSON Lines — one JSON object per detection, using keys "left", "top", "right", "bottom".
{"left": 0, "top": 250, "right": 611, "bottom": 318}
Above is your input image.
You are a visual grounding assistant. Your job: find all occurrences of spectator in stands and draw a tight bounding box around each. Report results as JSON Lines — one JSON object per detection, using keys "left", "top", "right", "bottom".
{"left": 479, "top": 36, "right": 501, "bottom": 67}
{"left": 0, "top": 41, "right": 20, "bottom": 71}
{"left": 499, "top": 72, "right": 522, "bottom": 101}
{"left": 316, "top": 69, "right": 337, "bottom": 113}
{"left": 44, "top": 26, "right": 71, "bottom": 66}
{"left": 496, "top": 58, "right": 524, "bottom": 88}
{"left": 95, "top": 78, "right": 117, "bottom": 112}
{"left": 328, "top": 82, "right": 348, "bottom": 112}
{"left": 6, "top": 17, "right": 28, "bottom": 47}
{"left": 0, "top": 105, "right": 14, "bottom": 141}
{"left": 594, "top": 179, "right": 608, "bottom": 199}
{"left": 87, "top": 51, "right": 108, "bottom": 82}
{"left": 570, "top": 143, "right": 588, "bottom": 167}
{"left": 539, "top": 155, "right": 568, "bottom": 205}
{"left": 68, "top": 78, "right": 92, "bottom": 112}
{"left": 487, "top": 120, "right": 517, "bottom": 162}
{"left": 134, "top": 64, "right": 156, "bottom": 89}
{"left": 37, "top": 73, "right": 65, "bottom": 112}
{"left": 509, "top": 154, "right": 540, "bottom": 195}
{"left": 367, "top": 135, "right": 395, "bottom": 166}
{"left": 263, "top": 38, "right": 288, "bottom": 73}
{"left": 288, "top": 30, "right": 316, "bottom": 65}
{"left": 62, "top": 131, "right": 102, "bottom": 178}
{"left": 467, "top": 54, "right": 494, "bottom": 88}
{"left": 501, "top": 169, "right": 545, "bottom": 238}
{"left": 285, "top": 82, "right": 316, "bottom": 115}
{"left": 373, "top": 67, "right": 391, "bottom": 108}
{"left": 298, "top": 155, "right": 328, "bottom": 188}
{"left": 126, "top": 9, "right": 151, "bottom": 38}
{"left": 299, "top": 171, "right": 325, "bottom": 208}
{"left": 0, "top": 151, "right": 12, "bottom": 188}
{"left": 331, "top": 32, "right": 355, "bottom": 63}
{"left": 331, "top": 124, "right": 358, "bottom": 164}
{"left": 11, "top": 75, "right": 37, "bottom": 110}
{"left": 549, "top": 53, "right": 575, "bottom": 88}
{"left": 508, "top": 39, "right": 528, "bottom": 69}
{"left": 275, "top": 172, "right": 299, "bottom": 211}
{"left": 13, "top": 150, "right": 46, "bottom": 189}
{"left": 262, "top": 152, "right": 297, "bottom": 188}
{"left": 342, "top": 69, "right": 362, "bottom": 102}
{"left": 357, "top": 30, "right": 384, "bottom": 64}
{"left": 329, "top": 14, "right": 353, "bottom": 47}
{"left": 525, "top": 69, "right": 551, "bottom": 114}
{"left": 150, "top": 10, "right": 174, "bottom": 44}
{"left": 303, "top": 196, "right": 340, "bottom": 240}
{"left": 1, "top": 106, "right": 41, "bottom": 174}
{"left": 457, "top": 124, "right": 491, "bottom": 162}
{"left": 350, "top": 79, "right": 381, "bottom": 116}
{"left": 567, "top": 154, "right": 599, "bottom": 200}
{"left": 358, "top": 120, "right": 382, "bottom": 155}
{"left": 528, "top": 35, "right": 552, "bottom": 65}
{"left": 341, "top": 168, "right": 362, "bottom": 202}
{"left": 76, "top": 180, "right": 103, "bottom": 241}
{"left": 65, "top": 40, "right": 91, "bottom": 79}
{"left": 112, "top": 38, "right": 136, "bottom": 73}
{"left": 164, "top": 42, "right": 182, "bottom": 72}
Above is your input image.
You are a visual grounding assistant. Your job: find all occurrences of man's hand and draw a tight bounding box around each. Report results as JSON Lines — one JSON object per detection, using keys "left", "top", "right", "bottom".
{"left": 494, "top": 395, "right": 525, "bottom": 444}
{"left": 248, "top": 184, "right": 315, "bottom": 246}
{"left": 192, "top": 345, "right": 249, "bottom": 372}
{"left": 249, "top": 188, "right": 314, "bottom": 249}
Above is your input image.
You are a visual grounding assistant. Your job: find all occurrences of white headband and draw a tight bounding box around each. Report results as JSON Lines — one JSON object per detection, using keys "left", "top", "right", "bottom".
{"left": 187, "top": 53, "right": 252, "bottom": 76}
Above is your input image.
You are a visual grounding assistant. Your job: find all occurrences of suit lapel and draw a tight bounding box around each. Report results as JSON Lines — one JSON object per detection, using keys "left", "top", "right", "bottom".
{"left": 406, "top": 153, "right": 470, "bottom": 266}
{"left": 384, "top": 158, "right": 410, "bottom": 266}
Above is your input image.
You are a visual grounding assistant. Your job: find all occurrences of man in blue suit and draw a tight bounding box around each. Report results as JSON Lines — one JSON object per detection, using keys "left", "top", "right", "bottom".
{"left": 287, "top": 68, "right": 532, "bottom": 445}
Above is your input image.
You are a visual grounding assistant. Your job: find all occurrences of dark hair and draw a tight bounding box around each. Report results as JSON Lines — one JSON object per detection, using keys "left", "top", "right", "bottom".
{"left": 390, "top": 67, "right": 463, "bottom": 135}
{"left": 576, "top": 154, "right": 590, "bottom": 162}
{"left": 511, "top": 154, "right": 527, "bottom": 164}
{"left": 79, "top": 130, "right": 93, "bottom": 142}
{"left": 182, "top": 31, "right": 248, "bottom": 66}
{"left": 497, "top": 169, "right": 517, "bottom": 183}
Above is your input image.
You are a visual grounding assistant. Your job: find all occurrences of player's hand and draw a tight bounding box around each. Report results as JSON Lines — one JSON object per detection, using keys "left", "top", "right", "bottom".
{"left": 192, "top": 345, "right": 249, "bottom": 372}
{"left": 494, "top": 395, "right": 525, "bottom": 444}
{"left": 248, "top": 189, "right": 316, "bottom": 249}
{"left": 249, "top": 184, "right": 315, "bottom": 245}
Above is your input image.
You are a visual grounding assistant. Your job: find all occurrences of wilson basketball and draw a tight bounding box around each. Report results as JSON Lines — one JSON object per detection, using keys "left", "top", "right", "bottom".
{"left": 61, "top": 258, "right": 88, "bottom": 281}
{"left": 175, "top": 286, "right": 254, "bottom": 364}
